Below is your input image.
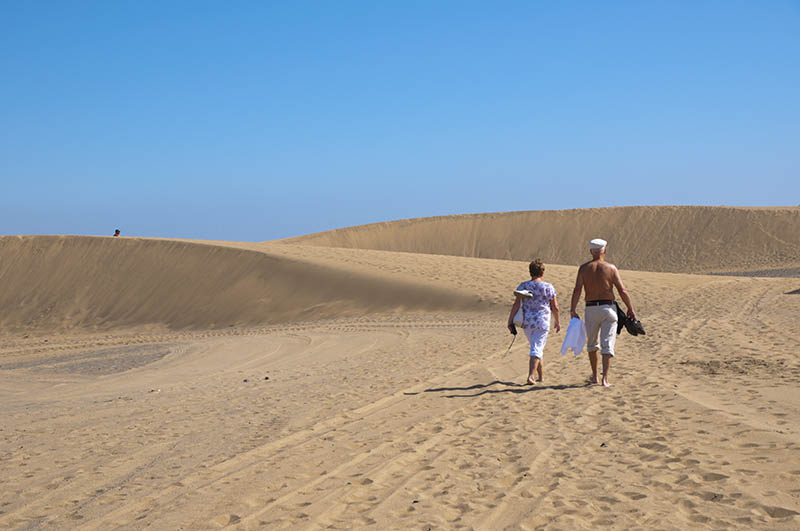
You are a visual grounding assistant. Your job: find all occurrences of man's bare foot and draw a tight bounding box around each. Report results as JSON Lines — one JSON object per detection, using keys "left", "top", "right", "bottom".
{"left": 536, "top": 377, "right": 543, "bottom": 383}
{"left": 526, "top": 378, "right": 536, "bottom": 385}
{"left": 589, "top": 376, "right": 599, "bottom": 384}
{"left": 602, "top": 378, "right": 611, "bottom": 387}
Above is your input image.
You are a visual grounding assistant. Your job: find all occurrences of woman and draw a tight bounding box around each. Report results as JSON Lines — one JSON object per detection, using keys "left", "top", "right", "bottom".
{"left": 508, "top": 259, "right": 561, "bottom": 384}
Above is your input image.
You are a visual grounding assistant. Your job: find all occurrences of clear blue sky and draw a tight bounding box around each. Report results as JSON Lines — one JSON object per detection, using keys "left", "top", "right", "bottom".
{"left": 2, "top": 1, "right": 798, "bottom": 240}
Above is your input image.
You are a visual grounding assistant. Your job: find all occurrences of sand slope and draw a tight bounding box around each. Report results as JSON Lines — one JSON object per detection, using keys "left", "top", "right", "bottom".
{"left": 1, "top": 244, "right": 799, "bottom": 529}
{"left": 0, "top": 236, "right": 482, "bottom": 334}
{"left": 1, "top": 209, "right": 800, "bottom": 529}
{"left": 283, "top": 206, "right": 800, "bottom": 275}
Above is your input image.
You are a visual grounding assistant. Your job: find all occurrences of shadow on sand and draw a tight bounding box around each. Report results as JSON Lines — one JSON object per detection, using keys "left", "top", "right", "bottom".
{"left": 786, "top": 288, "right": 800, "bottom": 295}
{"left": 405, "top": 379, "right": 592, "bottom": 398}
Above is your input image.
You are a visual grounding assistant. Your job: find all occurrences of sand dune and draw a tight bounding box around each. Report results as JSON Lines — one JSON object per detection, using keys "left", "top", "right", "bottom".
{"left": 0, "top": 236, "right": 482, "bottom": 334}
{"left": 283, "top": 206, "right": 800, "bottom": 275}
{"left": 1, "top": 208, "right": 800, "bottom": 529}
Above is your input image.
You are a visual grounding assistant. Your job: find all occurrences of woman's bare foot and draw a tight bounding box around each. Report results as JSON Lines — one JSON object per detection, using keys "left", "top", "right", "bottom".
{"left": 536, "top": 377, "right": 543, "bottom": 383}
{"left": 526, "top": 378, "right": 536, "bottom": 385}
{"left": 601, "top": 377, "right": 611, "bottom": 387}
{"left": 589, "top": 376, "right": 599, "bottom": 384}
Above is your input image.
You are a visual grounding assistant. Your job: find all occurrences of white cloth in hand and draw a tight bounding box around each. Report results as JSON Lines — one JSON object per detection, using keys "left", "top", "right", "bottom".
{"left": 561, "top": 317, "right": 586, "bottom": 356}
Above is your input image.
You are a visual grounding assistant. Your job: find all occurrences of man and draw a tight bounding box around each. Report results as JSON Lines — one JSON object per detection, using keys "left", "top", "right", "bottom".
{"left": 570, "top": 238, "right": 636, "bottom": 387}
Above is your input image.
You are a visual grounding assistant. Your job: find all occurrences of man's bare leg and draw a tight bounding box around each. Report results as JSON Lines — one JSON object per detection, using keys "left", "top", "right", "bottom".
{"left": 588, "top": 350, "right": 599, "bottom": 384}
{"left": 536, "top": 360, "right": 543, "bottom": 382}
{"left": 601, "top": 354, "right": 612, "bottom": 387}
{"left": 527, "top": 357, "right": 541, "bottom": 385}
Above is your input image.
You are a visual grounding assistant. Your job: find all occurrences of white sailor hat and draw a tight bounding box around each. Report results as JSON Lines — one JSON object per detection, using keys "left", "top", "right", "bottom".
{"left": 589, "top": 238, "right": 607, "bottom": 250}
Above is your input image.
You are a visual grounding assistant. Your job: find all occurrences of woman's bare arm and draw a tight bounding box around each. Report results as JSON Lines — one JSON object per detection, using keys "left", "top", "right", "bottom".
{"left": 549, "top": 295, "right": 561, "bottom": 332}
{"left": 507, "top": 295, "right": 522, "bottom": 332}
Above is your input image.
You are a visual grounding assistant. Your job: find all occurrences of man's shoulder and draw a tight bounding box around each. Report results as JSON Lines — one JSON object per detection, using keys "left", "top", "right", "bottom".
{"left": 579, "top": 259, "right": 615, "bottom": 269}
{"left": 579, "top": 260, "right": 618, "bottom": 274}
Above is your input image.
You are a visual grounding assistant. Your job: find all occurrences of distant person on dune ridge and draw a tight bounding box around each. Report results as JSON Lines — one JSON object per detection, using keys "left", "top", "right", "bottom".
{"left": 113, "top": 229, "right": 120, "bottom": 237}
{"left": 508, "top": 259, "right": 561, "bottom": 385}
{"left": 570, "top": 238, "right": 636, "bottom": 387}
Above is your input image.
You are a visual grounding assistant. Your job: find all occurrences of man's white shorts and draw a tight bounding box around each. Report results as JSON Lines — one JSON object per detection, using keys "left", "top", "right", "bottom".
{"left": 523, "top": 327, "right": 548, "bottom": 359}
{"left": 585, "top": 305, "right": 618, "bottom": 356}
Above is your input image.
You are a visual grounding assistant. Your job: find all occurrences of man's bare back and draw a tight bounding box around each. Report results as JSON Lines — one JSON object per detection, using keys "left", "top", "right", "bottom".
{"left": 571, "top": 256, "right": 634, "bottom": 318}
{"left": 578, "top": 260, "right": 618, "bottom": 302}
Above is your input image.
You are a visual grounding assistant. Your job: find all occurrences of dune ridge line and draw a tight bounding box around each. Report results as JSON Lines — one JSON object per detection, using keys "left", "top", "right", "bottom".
{"left": 281, "top": 205, "right": 800, "bottom": 274}
{"left": 0, "top": 235, "right": 483, "bottom": 334}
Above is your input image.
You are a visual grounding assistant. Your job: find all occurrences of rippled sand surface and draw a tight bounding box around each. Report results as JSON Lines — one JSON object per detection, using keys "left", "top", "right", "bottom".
{"left": 1, "top": 207, "right": 799, "bottom": 529}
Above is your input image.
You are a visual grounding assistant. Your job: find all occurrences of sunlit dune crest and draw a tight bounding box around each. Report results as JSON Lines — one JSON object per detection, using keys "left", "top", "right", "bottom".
{"left": 283, "top": 205, "right": 800, "bottom": 275}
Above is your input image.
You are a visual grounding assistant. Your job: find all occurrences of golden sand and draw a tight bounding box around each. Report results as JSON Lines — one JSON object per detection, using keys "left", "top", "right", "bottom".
{"left": 1, "top": 207, "right": 799, "bottom": 529}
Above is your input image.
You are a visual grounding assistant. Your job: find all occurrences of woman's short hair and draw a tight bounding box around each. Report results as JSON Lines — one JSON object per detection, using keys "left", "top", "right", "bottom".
{"left": 529, "top": 259, "right": 545, "bottom": 278}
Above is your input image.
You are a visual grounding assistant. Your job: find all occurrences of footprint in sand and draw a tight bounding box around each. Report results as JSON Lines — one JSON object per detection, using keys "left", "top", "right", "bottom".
{"left": 211, "top": 514, "right": 240, "bottom": 526}
{"left": 762, "top": 505, "right": 800, "bottom": 518}
{"left": 638, "top": 442, "right": 668, "bottom": 452}
{"left": 623, "top": 492, "right": 647, "bottom": 500}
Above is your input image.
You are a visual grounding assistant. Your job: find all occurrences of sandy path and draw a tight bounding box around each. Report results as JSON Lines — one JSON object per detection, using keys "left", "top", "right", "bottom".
{"left": 2, "top": 271, "right": 799, "bottom": 529}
